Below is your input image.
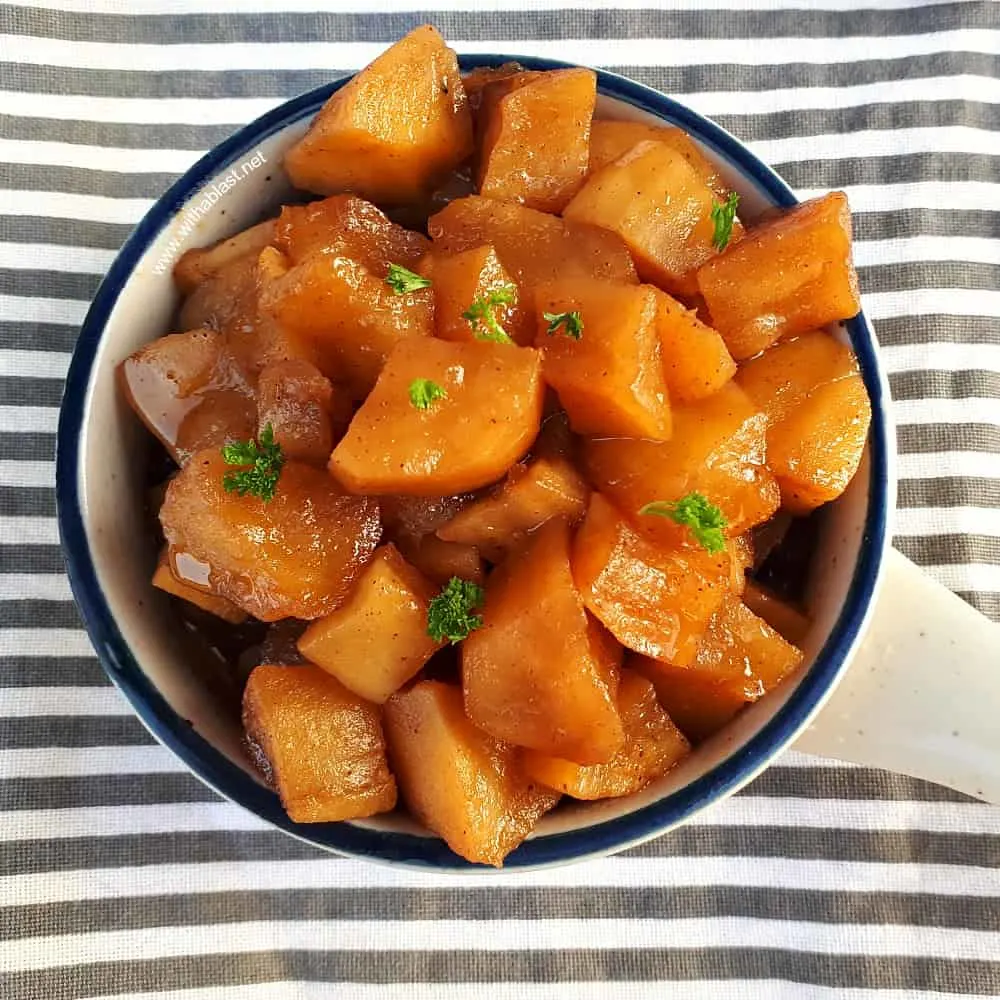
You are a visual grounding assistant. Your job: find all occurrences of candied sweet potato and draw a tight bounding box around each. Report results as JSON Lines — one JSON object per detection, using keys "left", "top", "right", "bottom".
{"left": 563, "top": 140, "right": 743, "bottom": 297}
{"left": 178, "top": 250, "right": 260, "bottom": 336}
{"left": 243, "top": 664, "right": 396, "bottom": 822}
{"left": 583, "top": 383, "right": 780, "bottom": 543}
{"left": 151, "top": 550, "right": 247, "bottom": 624}
{"left": 462, "top": 519, "right": 624, "bottom": 764}
{"left": 478, "top": 67, "right": 596, "bottom": 213}
{"left": 572, "top": 494, "right": 731, "bottom": 666}
{"left": 523, "top": 669, "right": 690, "bottom": 799}
{"left": 534, "top": 279, "right": 671, "bottom": 441}
{"left": 396, "top": 533, "right": 485, "bottom": 586}
{"left": 437, "top": 452, "right": 589, "bottom": 561}
{"left": 653, "top": 288, "right": 736, "bottom": 402}
{"left": 298, "top": 544, "right": 444, "bottom": 703}
{"left": 174, "top": 219, "right": 277, "bottom": 296}
{"left": 384, "top": 681, "right": 560, "bottom": 866}
{"left": 173, "top": 388, "right": 258, "bottom": 464}
{"left": 697, "top": 192, "right": 860, "bottom": 359}
{"left": 743, "top": 580, "right": 810, "bottom": 646}
{"left": 284, "top": 26, "right": 473, "bottom": 204}
{"left": 160, "top": 450, "right": 381, "bottom": 621}
{"left": 329, "top": 338, "right": 544, "bottom": 496}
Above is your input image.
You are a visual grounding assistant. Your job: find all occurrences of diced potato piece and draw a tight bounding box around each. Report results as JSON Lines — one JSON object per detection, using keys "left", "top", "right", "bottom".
{"left": 160, "top": 450, "right": 381, "bottom": 621}
{"left": 743, "top": 580, "right": 810, "bottom": 645}
{"left": 583, "top": 383, "right": 780, "bottom": 543}
{"left": 523, "top": 669, "right": 690, "bottom": 799}
{"left": 243, "top": 664, "right": 396, "bottom": 822}
{"left": 384, "top": 681, "right": 559, "bottom": 867}
{"left": 257, "top": 359, "right": 342, "bottom": 465}
{"left": 588, "top": 119, "right": 728, "bottom": 197}
{"left": 630, "top": 653, "right": 747, "bottom": 743}
{"left": 397, "top": 533, "right": 485, "bottom": 586}
{"left": 572, "top": 494, "right": 731, "bottom": 666}
{"left": 462, "top": 519, "right": 624, "bottom": 764}
{"left": 436, "top": 452, "right": 589, "bottom": 561}
{"left": 284, "top": 26, "right": 473, "bottom": 204}
{"left": 478, "top": 68, "right": 596, "bottom": 213}
{"left": 737, "top": 331, "right": 871, "bottom": 513}
{"left": 563, "top": 140, "right": 743, "bottom": 297}
{"left": 329, "top": 339, "right": 544, "bottom": 496}
{"left": 298, "top": 544, "right": 443, "bottom": 703}
{"left": 428, "top": 195, "right": 638, "bottom": 319}
{"left": 259, "top": 252, "right": 434, "bottom": 396}
{"left": 152, "top": 550, "right": 247, "bottom": 624}
{"left": 697, "top": 192, "right": 860, "bottom": 359}
{"left": 419, "top": 244, "right": 529, "bottom": 345}
{"left": 174, "top": 219, "right": 277, "bottom": 295}
{"left": 654, "top": 288, "right": 736, "bottom": 402}
{"left": 273, "top": 194, "right": 430, "bottom": 270}
{"left": 534, "top": 279, "right": 671, "bottom": 440}
{"left": 174, "top": 387, "right": 258, "bottom": 463}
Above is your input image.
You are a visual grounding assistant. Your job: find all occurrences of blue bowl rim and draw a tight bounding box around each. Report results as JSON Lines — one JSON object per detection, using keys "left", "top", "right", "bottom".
{"left": 56, "top": 53, "right": 891, "bottom": 871}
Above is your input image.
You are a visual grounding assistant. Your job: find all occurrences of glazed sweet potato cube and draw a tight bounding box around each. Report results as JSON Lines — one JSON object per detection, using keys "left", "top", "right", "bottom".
{"left": 523, "top": 669, "right": 690, "bottom": 799}
{"left": 243, "top": 664, "right": 396, "bottom": 823}
{"left": 478, "top": 67, "right": 596, "bottom": 212}
{"left": 284, "top": 26, "right": 473, "bottom": 203}
{"left": 298, "top": 544, "right": 444, "bottom": 703}
{"left": 428, "top": 196, "right": 637, "bottom": 319}
{"left": 419, "top": 244, "right": 528, "bottom": 345}
{"left": 174, "top": 388, "right": 258, "bottom": 464}
{"left": 178, "top": 251, "right": 260, "bottom": 335}
{"left": 534, "top": 279, "right": 671, "bottom": 440}
{"left": 160, "top": 450, "right": 381, "bottom": 621}
{"left": 436, "top": 452, "right": 589, "bottom": 561}
{"left": 151, "top": 550, "right": 247, "bottom": 624}
{"left": 572, "top": 494, "right": 731, "bottom": 666}
{"left": 274, "top": 194, "right": 430, "bottom": 269}
{"left": 563, "top": 140, "right": 743, "bottom": 298}
{"left": 728, "top": 534, "right": 754, "bottom": 595}
{"left": 329, "top": 338, "right": 544, "bottom": 496}
{"left": 463, "top": 519, "right": 624, "bottom": 763}
{"left": 380, "top": 492, "right": 478, "bottom": 539}
{"left": 174, "top": 219, "right": 277, "bottom": 295}
{"left": 396, "top": 533, "right": 485, "bottom": 586}
{"left": 588, "top": 119, "right": 728, "bottom": 197}
{"left": 583, "top": 384, "right": 780, "bottom": 543}
{"left": 259, "top": 252, "right": 434, "bottom": 396}
{"left": 384, "top": 681, "right": 559, "bottom": 867}
{"left": 697, "top": 192, "right": 860, "bottom": 359}
{"left": 462, "top": 62, "right": 528, "bottom": 114}
{"left": 653, "top": 288, "right": 736, "bottom": 402}
{"left": 743, "top": 580, "right": 810, "bottom": 646}
{"left": 256, "top": 359, "right": 340, "bottom": 465}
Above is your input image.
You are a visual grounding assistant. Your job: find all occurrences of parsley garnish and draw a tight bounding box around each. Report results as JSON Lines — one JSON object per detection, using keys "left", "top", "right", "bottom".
{"left": 543, "top": 310, "right": 584, "bottom": 340}
{"left": 386, "top": 263, "right": 432, "bottom": 294}
{"left": 221, "top": 423, "right": 285, "bottom": 502}
{"left": 710, "top": 192, "right": 740, "bottom": 251}
{"left": 427, "top": 576, "right": 485, "bottom": 643}
{"left": 409, "top": 378, "right": 448, "bottom": 410}
{"left": 462, "top": 285, "right": 517, "bottom": 344}
{"left": 639, "top": 491, "right": 727, "bottom": 554}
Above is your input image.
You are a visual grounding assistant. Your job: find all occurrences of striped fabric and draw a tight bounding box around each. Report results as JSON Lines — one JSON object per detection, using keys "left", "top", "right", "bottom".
{"left": 1, "top": 1, "right": 999, "bottom": 996}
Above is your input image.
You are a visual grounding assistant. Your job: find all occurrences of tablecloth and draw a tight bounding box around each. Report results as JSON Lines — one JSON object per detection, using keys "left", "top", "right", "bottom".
{"left": 1, "top": 1, "right": 998, "bottom": 997}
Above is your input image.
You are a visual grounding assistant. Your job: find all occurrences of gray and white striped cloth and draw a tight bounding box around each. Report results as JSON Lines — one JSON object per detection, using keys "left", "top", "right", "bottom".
{"left": 1, "top": 2, "right": 999, "bottom": 997}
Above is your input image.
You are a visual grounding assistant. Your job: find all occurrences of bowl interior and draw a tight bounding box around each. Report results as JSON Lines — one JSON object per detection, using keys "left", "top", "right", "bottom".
{"left": 60, "top": 60, "right": 891, "bottom": 870}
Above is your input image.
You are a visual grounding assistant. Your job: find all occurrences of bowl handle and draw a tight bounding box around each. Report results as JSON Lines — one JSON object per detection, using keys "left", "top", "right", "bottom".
{"left": 793, "top": 547, "right": 1000, "bottom": 802}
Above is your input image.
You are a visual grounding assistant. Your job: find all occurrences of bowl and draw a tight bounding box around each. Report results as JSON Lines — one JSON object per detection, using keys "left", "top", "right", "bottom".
{"left": 56, "top": 54, "right": 893, "bottom": 870}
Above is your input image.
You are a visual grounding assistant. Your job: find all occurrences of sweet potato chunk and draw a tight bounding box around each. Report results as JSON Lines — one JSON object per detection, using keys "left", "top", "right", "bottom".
{"left": 697, "top": 192, "right": 860, "bottom": 359}
{"left": 259, "top": 252, "right": 434, "bottom": 396}
{"left": 174, "top": 219, "right": 277, "bottom": 295}
{"left": 329, "top": 339, "right": 544, "bottom": 496}
{"left": 428, "top": 196, "right": 637, "bottom": 320}
{"left": 160, "top": 450, "right": 381, "bottom": 621}
{"left": 572, "top": 494, "right": 731, "bottom": 666}
{"left": 396, "top": 533, "right": 485, "bottom": 586}
{"left": 384, "top": 681, "right": 559, "bottom": 867}
{"left": 151, "top": 550, "right": 247, "bottom": 624}
{"left": 243, "top": 664, "right": 396, "bottom": 822}
{"left": 523, "top": 669, "right": 690, "bottom": 799}
{"left": 380, "top": 492, "right": 477, "bottom": 539}
{"left": 534, "top": 279, "right": 671, "bottom": 441}
{"left": 298, "top": 544, "right": 443, "bottom": 703}
{"left": 743, "top": 580, "right": 810, "bottom": 645}
{"left": 564, "top": 140, "right": 743, "bottom": 297}
{"left": 478, "top": 67, "right": 596, "bottom": 212}
{"left": 419, "top": 244, "right": 528, "bottom": 345}
{"left": 462, "top": 519, "right": 624, "bottom": 764}
{"left": 173, "top": 388, "right": 258, "bottom": 465}
{"left": 588, "top": 119, "right": 728, "bottom": 197}
{"left": 437, "top": 453, "right": 588, "bottom": 562}
{"left": 178, "top": 251, "right": 259, "bottom": 336}
{"left": 284, "top": 26, "right": 473, "bottom": 203}
{"left": 654, "top": 288, "right": 736, "bottom": 402}
{"left": 583, "top": 384, "right": 780, "bottom": 543}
